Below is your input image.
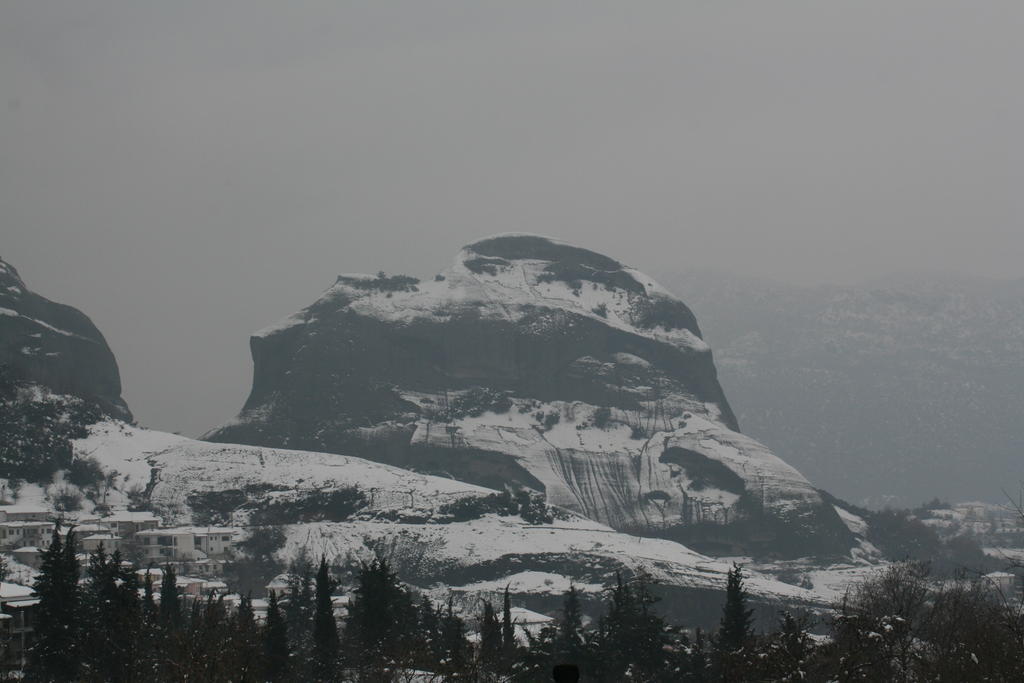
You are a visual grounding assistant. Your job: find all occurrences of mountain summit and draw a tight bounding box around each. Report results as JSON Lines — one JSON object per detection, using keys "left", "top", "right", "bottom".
{"left": 207, "top": 235, "right": 850, "bottom": 556}
{"left": 0, "top": 257, "right": 131, "bottom": 420}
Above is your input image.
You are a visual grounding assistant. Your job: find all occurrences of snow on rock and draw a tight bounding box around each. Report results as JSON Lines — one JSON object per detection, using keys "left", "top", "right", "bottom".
{"left": 207, "top": 235, "right": 852, "bottom": 557}
{"left": 72, "top": 421, "right": 827, "bottom": 609}
{"left": 0, "top": 257, "right": 131, "bottom": 420}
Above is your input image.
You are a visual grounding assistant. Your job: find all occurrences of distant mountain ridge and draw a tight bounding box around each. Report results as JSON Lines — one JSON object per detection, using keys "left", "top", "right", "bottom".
{"left": 0, "top": 257, "right": 131, "bottom": 420}
{"left": 657, "top": 269, "right": 1024, "bottom": 507}
{"left": 208, "top": 234, "right": 852, "bottom": 557}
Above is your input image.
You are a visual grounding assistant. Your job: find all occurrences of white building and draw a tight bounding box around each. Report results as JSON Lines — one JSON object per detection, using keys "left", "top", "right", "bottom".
{"left": 0, "top": 506, "right": 49, "bottom": 523}
{"left": 0, "top": 521, "right": 55, "bottom": 550}
{"left": 135, "top": 526, "right": 237, "bottom": 563}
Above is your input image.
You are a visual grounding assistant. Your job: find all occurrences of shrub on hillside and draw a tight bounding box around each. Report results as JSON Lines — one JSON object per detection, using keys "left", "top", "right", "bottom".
{"left": 449, "top": 387, "right": 512, "bottom": 418}
{"left": 249, "top": 487, "right": 368, "bottom": 525}
{"left": 0, "top": 366, "right": 105, "bottom": 483}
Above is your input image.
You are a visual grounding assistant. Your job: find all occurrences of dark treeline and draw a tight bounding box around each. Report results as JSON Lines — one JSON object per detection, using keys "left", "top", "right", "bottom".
{"left": 15, "top": 525, "right": 1024, "bottom": 682}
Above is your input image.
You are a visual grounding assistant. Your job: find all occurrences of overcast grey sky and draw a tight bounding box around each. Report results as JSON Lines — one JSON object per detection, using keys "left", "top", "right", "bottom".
{"left": 2, "top": 1, "right": 1022, "bottom": 436}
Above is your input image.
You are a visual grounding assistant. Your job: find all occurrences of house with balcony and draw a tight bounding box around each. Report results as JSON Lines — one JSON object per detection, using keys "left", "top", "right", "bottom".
{"left": 135, "top": 526, "right": 237, "bottom": 564}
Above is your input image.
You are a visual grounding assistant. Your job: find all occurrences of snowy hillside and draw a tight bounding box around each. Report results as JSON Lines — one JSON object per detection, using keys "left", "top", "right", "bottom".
{"left": 72, "top": 420, "right": 825, "bottom": 617}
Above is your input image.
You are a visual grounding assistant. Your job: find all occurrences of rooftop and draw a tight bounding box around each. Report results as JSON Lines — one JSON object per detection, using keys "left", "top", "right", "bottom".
{"left": 0, "top": 582, "right": 34, "bottom": 600}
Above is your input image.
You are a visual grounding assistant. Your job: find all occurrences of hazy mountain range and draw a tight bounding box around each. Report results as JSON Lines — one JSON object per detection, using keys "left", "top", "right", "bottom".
{"left": 659, "top": 269, "right": 1024, "bottom": 508}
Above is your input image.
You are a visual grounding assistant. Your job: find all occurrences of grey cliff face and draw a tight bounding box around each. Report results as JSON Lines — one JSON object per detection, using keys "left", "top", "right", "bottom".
{"left": 0, "top": 258, "right": 131, "bottom": 421}
{"left": 208, "top": 235, "right": 850, "bottom": 557}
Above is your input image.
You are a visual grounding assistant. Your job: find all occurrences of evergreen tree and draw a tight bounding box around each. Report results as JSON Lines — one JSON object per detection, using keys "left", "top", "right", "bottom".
{"left": 142, "top": 569, "right": 158, "bottom": 624}
{"left": 264, "top": 591, "right": 290, "bottom": 682}
{"left": 501, "top": 584, "right": 516, "bottom": 663}
{"left": 344, "top": 555, "right": 416, "bottom": 674}
{"left": 439, "top": 596, "right": 469, "bottom": 675}
{"left": 478, "top": 600, "right": 502, "bottom": 671}
{"left": 29, "top": 524, "right": 82, "bottom": 682}
{"left": 311, "top": 555, "right": 340, "bottom": 681}
{"left": 160, "top": 563, "right": 182, "bottom": 628}
{"left": 230, "top": 592, "right": 261, "bottom": 682}
{"left": 556, "top": 584, "right": 585, "bottom": 663}
{"left": 414, "top": 595, "right": 443, "bottom": 667}
{"left": 284, "top": 552, "right": 315, "bottom": 662}
{"left": 591, "top": 572, "right": 669, "bottom": 681}
{"left": 82, "top": 546, "right": 141, "bottom": 682}
{"left": 689, "top": 628, "right": 709, "bottom": 682}
{"left": 236, "top": 591, "right": 255, "bottom": 630}
{"left": 718, "top": 563, "right": 754, "bottom": 651}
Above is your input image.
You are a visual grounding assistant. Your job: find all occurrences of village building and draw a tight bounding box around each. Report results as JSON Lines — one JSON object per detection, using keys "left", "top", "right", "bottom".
{"left": 135, "top": 526, "right": 237, "bottom": 563}
{"left": 11, "top": 546, "right": 42, "bottom": 570}
{"left": 0, "top": 506, "right": 50, "bottom": 523}
{"left": 0, "top": 582, "right": 38, "bottom": 672}
{"left": 81, "top": 533, "right": 121, "bottom": 554}
{"left": 0, "top": 521, "right": 55, "bottom": 551}
{"left": 101, "top": 511, "right": 160, "bottom": 538}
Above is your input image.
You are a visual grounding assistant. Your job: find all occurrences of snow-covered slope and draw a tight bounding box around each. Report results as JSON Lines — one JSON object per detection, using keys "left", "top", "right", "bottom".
{"left": 208, "top": 235, "right": 851, "bottom": 557}
{"left": 75, "top": 420, "right": 825, "bottom": 617}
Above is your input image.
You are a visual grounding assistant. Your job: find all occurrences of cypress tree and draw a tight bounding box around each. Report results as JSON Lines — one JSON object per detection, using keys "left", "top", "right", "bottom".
{"left": 29, "top": 524, "right": 82, "bottom": 681}
{"left": 142, "top": 568, "right": 158, "bottom": 624}
{"left": 718, "top": 563, "right": 754, "bottom": 651}
{"left": 311, "top": 555, "right": 340, "bottom": 681}
{"left": 501, "top": 584, "right": 516, "bottom": 662}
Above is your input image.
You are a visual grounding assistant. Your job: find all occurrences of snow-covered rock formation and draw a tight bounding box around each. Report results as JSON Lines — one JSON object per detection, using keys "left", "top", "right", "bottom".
{"left": 207, "top": 235, "right": 851, "bottom": 557}
{"left": 0, "top": 257, "right": 130, "bottom": 420}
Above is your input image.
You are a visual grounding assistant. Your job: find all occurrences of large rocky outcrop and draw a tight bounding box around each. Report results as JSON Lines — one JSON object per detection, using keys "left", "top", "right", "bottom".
{"left": 0, "top": 258, "right": 131, "bottom": 420}
{"left": 207, "top": 235, "right": 851, "bottom": 557}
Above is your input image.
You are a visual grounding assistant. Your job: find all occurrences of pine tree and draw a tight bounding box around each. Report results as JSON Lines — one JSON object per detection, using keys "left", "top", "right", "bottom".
{"left": 440, "top": 595, "right": 469, "bottom": 675}
{"left": 690, "top": 628, "right": 709, "bottom": 682}
{"left": 82, "top": 546, "right": 141, "bottom": 682}
{"left": 556, "top": 584, "right": 585, "bottom": 662}
{"left": 230, "top": 592, "right": 261, "bottom": 682}
{"left": 479, "top": 600, "right": 502, "bottom": 671}
{"left": 29, "top": 524, "right": 82, "bottom": 681}
{"left": 415, "top": 595, "right": 443, "bottom": 666}
{"left": 160, "top": 563, "right": 182, "bottom": 628}
{"left": 285, "top": 552, "right": 315, "bottom": 662}
{"left": 718, "top": 563, "right": 754, "bottom": 652}
{"left": 264, "top": 591, "right": 290, "bottom": 682}
{"left": 311, "top": 555, "right": 340, "bottom": 681}
{"left": 344, "top": 555, "right": 416, "bottom": 674}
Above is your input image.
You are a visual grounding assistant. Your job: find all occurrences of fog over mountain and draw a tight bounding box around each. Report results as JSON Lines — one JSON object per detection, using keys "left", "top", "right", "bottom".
{"left": 658, "top": 269, "right": 1024, "bottom": 508}
{"left": 2, "top": 1, "right": 1022, "bottom": 445}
